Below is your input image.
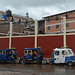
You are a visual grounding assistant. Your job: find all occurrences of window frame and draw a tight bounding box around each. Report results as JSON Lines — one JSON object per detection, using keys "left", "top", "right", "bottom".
{"left": 56, "top": 16, "right": 59, "bottom": 20}
{"left": 66, "top": 14, "right": 68, "bottom": 19}
{"left": 56, "top": 25, "right": 59, "bottom": 29}
{"left": 68, "top": 50, "right": 72, "bottom": 54}
{"left": 24, "top": 50, "right": 27, "bottom": 54}
{"left": 47, "top": 18, "right": 50, "bottom": 22}
{"left": 54, "top": 51, "right": 59, "bottom": 56}
{"left": 28, "top": 50, "right": 31, "bottom": 53}
{"left": 48, "top": 26, "right": 50, "bottom": 30}
{"left": 66, "top": 23, "right": 69, "bottom": 27}
{"left": 62, "top": 50, "right": 68, "bottom": 55}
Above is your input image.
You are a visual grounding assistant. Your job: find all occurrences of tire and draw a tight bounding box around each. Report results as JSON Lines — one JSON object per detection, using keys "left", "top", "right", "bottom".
{"left": 42, "top": 59, "right": 47, "bottom": 65}
{"left": 49, "top": 61, "right": 53, "bottom": 65}
{"left": 37, "top": 61, "right": 41, "bottom": 64}
{"left": 10, "top": 61, "right": 15, "bottom": 64}
{"left": 15, "top": 59, "right": 20, "bottom": 64}
{"left": 68, "top": 62, "right": 73, "bottom": 66}
{"left": 21, "top": 58, "right": 27, "bottom": 64}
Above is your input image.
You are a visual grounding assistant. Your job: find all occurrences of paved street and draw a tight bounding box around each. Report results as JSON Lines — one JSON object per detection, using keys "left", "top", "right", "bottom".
{"left": 0, "top": 64, "right": 75, "bottom": 75}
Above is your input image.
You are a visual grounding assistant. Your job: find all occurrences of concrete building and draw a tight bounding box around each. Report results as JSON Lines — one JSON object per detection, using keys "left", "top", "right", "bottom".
{"left": 44, "top": 10, "right": 75, "bottom": 34}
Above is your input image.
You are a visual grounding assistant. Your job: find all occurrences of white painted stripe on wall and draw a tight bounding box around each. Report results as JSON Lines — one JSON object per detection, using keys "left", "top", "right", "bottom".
{"left": 0, "top": 33, "right": 75, "bottom": 38}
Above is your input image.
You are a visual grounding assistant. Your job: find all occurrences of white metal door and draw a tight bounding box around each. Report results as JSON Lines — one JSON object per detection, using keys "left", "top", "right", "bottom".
{"left": 59, "top": 50, "right": 65, "bottom": 63}
{"left": 54, "top": 51, "right": 60, "bottom": 63}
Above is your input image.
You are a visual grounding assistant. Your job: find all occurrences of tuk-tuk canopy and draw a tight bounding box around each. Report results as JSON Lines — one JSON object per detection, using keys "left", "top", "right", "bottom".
{"left": 23, "top": 48, "right": 43, "bottom": 53}
{"left": 0, "top": 49, "right": 16, "bottom": 51}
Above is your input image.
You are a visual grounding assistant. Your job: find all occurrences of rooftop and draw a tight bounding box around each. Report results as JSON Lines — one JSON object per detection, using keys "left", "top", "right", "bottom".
{"left": 43, "top": 10, "right": 75, "bottom": 18}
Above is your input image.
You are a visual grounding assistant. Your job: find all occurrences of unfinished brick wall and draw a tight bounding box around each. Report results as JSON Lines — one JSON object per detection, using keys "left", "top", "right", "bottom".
{"left": 0, "top": 23, "right": 25, "bottom": 34}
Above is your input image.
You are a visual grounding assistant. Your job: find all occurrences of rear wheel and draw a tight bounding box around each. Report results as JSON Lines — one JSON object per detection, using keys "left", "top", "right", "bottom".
{"left": 68, "top": 62, "right": 73, "bottom": 66}
{"left": 21, "top": 58, "right": 27, "bottom": 64}
{"left": 10, "top": 61, "right": 15, "bottom": 64}
{"left": 15, "top": 59, "right": 20, "bottom": 64}
{"left": 37, "top": 61, "right": 41, "bottom": 64}
{"left": 42, "top": 59, "right": 47, "bottom": 65}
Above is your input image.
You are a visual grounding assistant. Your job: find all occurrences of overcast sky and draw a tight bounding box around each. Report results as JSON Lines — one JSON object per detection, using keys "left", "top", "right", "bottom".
{"left": 0, "top": 0, "right": 75, "bottom": 19}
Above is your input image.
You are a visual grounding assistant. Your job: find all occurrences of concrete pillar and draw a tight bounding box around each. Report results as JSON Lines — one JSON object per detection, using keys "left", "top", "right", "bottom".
{"left": 9, "top": 22, "right": 12, "bottom": 49}
{"left": 35, "top": 20, "right": 38, "bottom": 48}
{"left": 63, "top": 17, "right": 66, "bottom": 47}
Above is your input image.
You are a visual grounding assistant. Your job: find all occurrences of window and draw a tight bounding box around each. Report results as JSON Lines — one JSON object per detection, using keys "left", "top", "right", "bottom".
{"left": 56, "top": 16, "right": 59, "bottom": 20}
{"left": 47, "top": 18, "right": 50, "bottom": 22}
{"left": 28, "top": 50, "right": 31, "bottom": 53}
{"left": 56, "top": 25, "right": 59, "bottom": 29}
{"left": 2, "top": 51, "right": 6, "bottom": 55}
{"left": 68, "top": 50, "right": 72, "bottom": 54}
{"left": 0, "top": 51, "right": 2, "bottom": 54}
{"left": 66, "top": 23, "right": 69, "bottom": 27}
{"left": 62, "top": 50, "right": 68, "bottom": 55}
{"left": 12, "top": 50, "right": 15, "bottom": 53}
{"left": 48, "top": 26, "right": 50, "bottom": 30}
{"left": 24, "top": 51, "right": 27, "bottom": 54}
{"left": 55, "top": 51, "right": 59, "bottom": 55}
{"left": 66, "top": 14, "right": 68, "bottom": 19}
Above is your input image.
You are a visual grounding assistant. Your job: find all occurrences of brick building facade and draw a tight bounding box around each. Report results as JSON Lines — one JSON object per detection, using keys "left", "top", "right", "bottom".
{"left": 0, "top": 11, "right": 35, "bottom": 36}
{"left": 44, "top": 10, "right": 75, "bottom": 34}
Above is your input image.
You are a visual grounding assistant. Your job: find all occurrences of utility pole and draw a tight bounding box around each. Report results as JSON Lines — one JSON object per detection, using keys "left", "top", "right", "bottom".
{"left": 35, "top": 20, "right": 38, "bottom": 48}
{"left": 63, "top": 17, "right": 66, "bottom": 47}
{"left": 9, "top": 22, "right": 12, "bottom": 49}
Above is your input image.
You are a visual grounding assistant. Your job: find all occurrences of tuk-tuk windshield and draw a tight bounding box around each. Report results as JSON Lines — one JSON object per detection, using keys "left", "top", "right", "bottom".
{"left": 68, "top": 49, "right": 75, "bottom": 55}
{"left": 11, "top": 50, "right": 17, "bottom": 54}
{"left": 36, "top": 48, "right": 42, "bottom": 53}
{"left": 68, "top": 50, "right": 72, "bottom": 54}
{"left": 0, "top": 51, "right": 2, "bottom": 54}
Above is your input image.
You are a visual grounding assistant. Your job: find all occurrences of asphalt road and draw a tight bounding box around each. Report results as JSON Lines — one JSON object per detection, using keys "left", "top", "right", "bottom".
{"left": 0, "top": 64, "right": 75, "bottom": 75}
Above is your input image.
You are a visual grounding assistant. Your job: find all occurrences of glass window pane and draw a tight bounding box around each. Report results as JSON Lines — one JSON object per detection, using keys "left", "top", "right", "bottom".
{"left": 55, "top": 51, "right": 59, "bottom": 55}
{"left": 62, "top": 50, "right": 67, "bottom": 55}
{"left": 28, "top": 50, "right": 31, "bottom": 53}
{"left": 68, "top": 50, "right": 72, "bottom": 54}
{"left": 56, "top": 25, "right": 59, "bottom": 29}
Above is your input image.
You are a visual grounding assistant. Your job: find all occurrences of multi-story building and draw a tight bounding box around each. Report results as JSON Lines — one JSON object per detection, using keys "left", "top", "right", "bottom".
{"left": 44, "top": 10, "right": 75, "bottom": 34}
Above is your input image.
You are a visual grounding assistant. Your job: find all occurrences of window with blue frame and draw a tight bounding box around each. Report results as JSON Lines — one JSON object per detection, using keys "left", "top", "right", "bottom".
{"left": 56, "top": 25, "right": 59, "bottom": 29}
{"left": 48, "top": 26, "right": 50, "bottom": 30}
{"left": 66, "top": 14, "right": 68, "bottom": 19}
{"left": 47, "top": 18, "right": 50, "bottom": 22}
{"left": 66, "top": 23, "right": 69, "bottom": 27}
{"left": 56, "top": 16, "right": 59, "bottom": 20}
{"left": 55, "top": 51, "right": 59, "bottom": 55}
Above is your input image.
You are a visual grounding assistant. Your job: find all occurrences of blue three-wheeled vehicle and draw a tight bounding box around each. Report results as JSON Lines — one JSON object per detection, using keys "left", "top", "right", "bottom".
{"left": 0, "top": 49, "right": 19, "bottom": 63}
{"left": 21, "top": 48, "right": 47, "bottom": 64}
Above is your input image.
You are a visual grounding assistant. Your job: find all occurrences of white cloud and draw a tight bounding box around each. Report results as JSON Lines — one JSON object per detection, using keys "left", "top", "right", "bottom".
{"left": 0, "top": 0, "right": 75, "bottom": 19}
